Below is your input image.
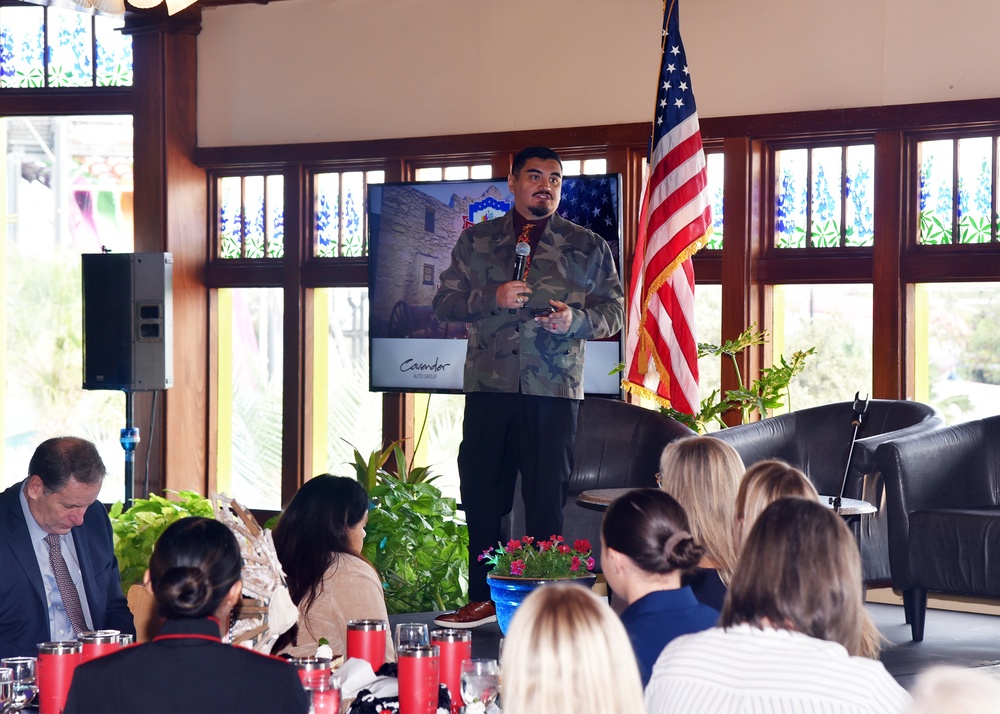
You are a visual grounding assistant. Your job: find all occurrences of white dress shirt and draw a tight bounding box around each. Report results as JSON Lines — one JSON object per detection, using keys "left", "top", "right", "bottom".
{"left": 645, "top": 624, "right": 911, "bottom": 714}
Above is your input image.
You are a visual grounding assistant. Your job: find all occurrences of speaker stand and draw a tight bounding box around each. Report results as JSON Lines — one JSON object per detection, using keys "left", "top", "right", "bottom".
{"left": 120, "top": 391, "right": 140, "bottom": 509}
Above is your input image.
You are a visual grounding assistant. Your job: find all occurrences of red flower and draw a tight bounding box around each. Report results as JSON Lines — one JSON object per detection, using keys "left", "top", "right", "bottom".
{"left": 506, "top": 539, "right": 522, "bottom": 552}
{"left": 557, "top": 545, "right": 571, "bottom": 554}
{"left": 570, "top": 556, "right": 581, "bottom": 571}
{"left": 586, "top": 557, "right": 596, "bottom": 570}
{"left": 522, "top": 535, "right": 534, "bottom": 545}
{"left": 538, "top": 540, "right": 552, "bottom": 551}
{"left": 573, "top": 539, "right": 591, "bottom": 553}
{"left": 549, "top": 534, "right": 564, "bottom": 544}
{"left": 510, "top": 559, "right": 526, "bottom": 576}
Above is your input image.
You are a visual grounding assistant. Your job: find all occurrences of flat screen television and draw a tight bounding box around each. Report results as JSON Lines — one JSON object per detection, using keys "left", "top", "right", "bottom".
{"left": 368, "top": 174, "right": 624, "bottom": 396}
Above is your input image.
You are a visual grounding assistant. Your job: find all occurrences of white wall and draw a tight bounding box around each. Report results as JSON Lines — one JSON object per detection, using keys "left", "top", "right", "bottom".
{"left": 197, "top": 0, "right": 1000, "bottom": 147}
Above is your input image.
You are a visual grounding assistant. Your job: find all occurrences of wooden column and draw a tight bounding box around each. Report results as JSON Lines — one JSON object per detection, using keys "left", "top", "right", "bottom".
{"left": 126, "top": 10, "right": 208, "bottom": 496}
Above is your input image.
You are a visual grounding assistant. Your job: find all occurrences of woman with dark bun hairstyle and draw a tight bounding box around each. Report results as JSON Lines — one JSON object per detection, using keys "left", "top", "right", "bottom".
{"left": 601, "top": 488, "right": 719, "bottom": 686}
{"left": 64, "top": 517, "right": 308, "bottom": 714}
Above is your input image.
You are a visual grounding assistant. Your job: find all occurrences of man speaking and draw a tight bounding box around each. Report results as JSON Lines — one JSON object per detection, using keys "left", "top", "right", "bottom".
{"left": 432, "top": 147, "right": 624, "bottom": 627}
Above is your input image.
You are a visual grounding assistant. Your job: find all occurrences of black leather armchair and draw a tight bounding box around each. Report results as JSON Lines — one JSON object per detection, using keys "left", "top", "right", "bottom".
{"left": 507, "top": 396, "right": 693, "bottom": 571}
{"left": 876, "top": 415, "right": 1000, "bottom": 641}
{"left": 710, "top": 399, "right": 943, "bottom": 584}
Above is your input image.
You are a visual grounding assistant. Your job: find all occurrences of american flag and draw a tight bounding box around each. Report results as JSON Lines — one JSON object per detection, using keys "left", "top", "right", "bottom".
{"left": 622, "top": 0, "right": 711, "bottom": 414}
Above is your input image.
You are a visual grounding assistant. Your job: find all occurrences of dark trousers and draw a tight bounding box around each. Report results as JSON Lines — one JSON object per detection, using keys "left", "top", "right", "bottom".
{"left": 459, "top": 391, "right": 579, "bottom": 601}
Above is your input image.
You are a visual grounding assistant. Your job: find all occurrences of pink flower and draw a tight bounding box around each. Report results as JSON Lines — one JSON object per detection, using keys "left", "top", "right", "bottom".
{"left": 478, "top": 548, "right": 493, "bottom": 562}
{"left": 570, "top": 556, "right": 581, "bottom": 571}
{"left": 510, "top": 559, "right": 526, "bottom": 576}
{"left": 522, "top": 536, "right": 534, "bottom": 545}
{"left": 506, "top": 539, "right": 522, "bottom": 552}
{"left": 586, "top": 557, "right": 596, "bottom": 570}
{"left": 557, "top": 545, "right": 571, "bottom": 554}
{"left": 573, "top": 539, "right": 591, "bottom": 553}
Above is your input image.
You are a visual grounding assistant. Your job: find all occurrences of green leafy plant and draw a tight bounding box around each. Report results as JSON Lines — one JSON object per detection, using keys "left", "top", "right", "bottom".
{"left": 352, "top": 441, "right": 468, "bottom": 615}
{"left": 109, "top": 490, "right": 215, "bottom": 592}
{"left": 479, "top": 535, "right": 595, "bottom": 579}
{"left": 663, "top": 323, "right": 815, "bottom": 433}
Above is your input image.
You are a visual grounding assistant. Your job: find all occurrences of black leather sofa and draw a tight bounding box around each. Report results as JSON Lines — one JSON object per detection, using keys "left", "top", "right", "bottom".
{"left": 506, "top": 396, "right": 693, "bottom": 571}
{"left": 876, "top": 415, "right": 1000, "bottom": 641}
{"left": 710, "top": 399, "right": 943, "bottom": 584}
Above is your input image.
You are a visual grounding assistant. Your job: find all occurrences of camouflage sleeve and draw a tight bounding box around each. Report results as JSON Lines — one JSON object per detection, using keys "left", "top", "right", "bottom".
{"left": 565, "top": 237, "right": 624, "bottom": 340}
{"left": 432, "top": 229, "right": 499, "bottom": 323}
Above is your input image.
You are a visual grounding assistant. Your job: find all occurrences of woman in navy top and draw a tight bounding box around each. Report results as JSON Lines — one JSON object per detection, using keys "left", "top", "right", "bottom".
{"left": 602, "top": 488, "right": 719, "bottom": 686}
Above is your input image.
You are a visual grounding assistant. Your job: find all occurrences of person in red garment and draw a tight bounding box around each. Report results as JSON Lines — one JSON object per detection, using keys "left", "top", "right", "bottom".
{"left": 64, "top": 517, "right": 308, "bottom": 714}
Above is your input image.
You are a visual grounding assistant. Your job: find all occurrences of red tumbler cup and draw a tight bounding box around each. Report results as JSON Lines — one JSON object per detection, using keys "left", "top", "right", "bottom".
{"left": 79, "top": 630, "right": 121, "bottom": 663}
{"left": 397, "top": 644, "right": 440, "bottom": 714}
{"left": 37, "top": 641, "right": 82, "bottom": 714}
{"left": 430, "top": 628, "right": 471, "bottom": 713}
{"left": 346, "top": 619, "right": 387, "bottom": 671}
{"left": 289, "top": 656, "right": 332, "bottom": 690}
{"left": 306, "top": 675, "right": 341, "bottom": 714}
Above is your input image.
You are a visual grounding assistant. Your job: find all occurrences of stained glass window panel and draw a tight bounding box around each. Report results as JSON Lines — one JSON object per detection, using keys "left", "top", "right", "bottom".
{"left": 95, "top": 16, "right": 132, "bottom": 87}
{"left": 266, "top": 174, "right": 284, "bottom": 258}
{"left": 775, "top": 149, "right": 808, "bottom": 248}
{"left": 470, "top": 164, "right": 492, "bottom": 179}
{"left": 340, "top": 171, "right": 364, "bottom": 256}
{"left": 0, "top": 6, "right": 44, "bottom": 88}
{"left": 845, "top": 144, "right": 874, "bottom": 247}
{"left": 705, "top": 151, "right": 724, "bottom": 250}
{"left": 918, "top": 139, "right": 954, "bottom": 245}
{"left": 219, "top": 176, "right": 244, "bottom": 259}
{"left": 48, "top": 7, "right": 91, "bottom": 88}
{"left": 810, "top": 147, "right": 842, "bottom": 248}
{"left": 957, "top": 136, "right": 993, "bottom": 244}
{"left": 243, "top": 176, "right": 265, "bottom": 259}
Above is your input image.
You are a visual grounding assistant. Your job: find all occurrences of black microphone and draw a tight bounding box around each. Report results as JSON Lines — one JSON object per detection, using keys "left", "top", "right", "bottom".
{"left": 510, "top": 242, "right": 531, "bottom": 314}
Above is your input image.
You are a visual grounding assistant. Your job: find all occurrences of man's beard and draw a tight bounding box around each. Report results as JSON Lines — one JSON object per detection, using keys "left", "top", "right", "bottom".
{"left": 528, "top": 201, "right": 552, "bottom": 218}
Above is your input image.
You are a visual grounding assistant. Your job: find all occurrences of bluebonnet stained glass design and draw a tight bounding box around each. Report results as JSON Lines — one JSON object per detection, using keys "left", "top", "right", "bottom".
{"left": 0, "top": 5, "right": 131, "bottom": 88}
{"left": 315, "top": 170, "right": 384, "bottom": 258}
{"left": 916, "top": 137, "right": 998, "bottom": 245}
{"left": 775, "top": 145, "right": 874, "bottom": 248}
{"left": 705, "top": 152, "right": 724, "bottom": 250}
{"left": 48, "top": 7, "right": 90, "bottom": 87}
{"left": 0, "top": 6, "right": 44, "bottom": 88}
{"left": 218, "top": 174, "right": 285, "bottom": 259}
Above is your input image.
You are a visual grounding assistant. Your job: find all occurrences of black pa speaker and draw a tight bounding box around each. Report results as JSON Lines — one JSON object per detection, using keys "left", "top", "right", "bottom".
{"left": 82, "top": 252, "right": 174, "bottom": 391}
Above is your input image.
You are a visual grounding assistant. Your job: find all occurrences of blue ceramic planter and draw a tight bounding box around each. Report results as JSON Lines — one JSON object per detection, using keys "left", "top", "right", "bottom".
{"left": 487, "top": 574, "right": 598, "bottom": 634}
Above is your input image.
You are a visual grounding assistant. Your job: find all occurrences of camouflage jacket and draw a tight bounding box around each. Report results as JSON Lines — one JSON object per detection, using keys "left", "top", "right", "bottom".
{"left": 432, "top": 211, "right": 624, "bottom": 400}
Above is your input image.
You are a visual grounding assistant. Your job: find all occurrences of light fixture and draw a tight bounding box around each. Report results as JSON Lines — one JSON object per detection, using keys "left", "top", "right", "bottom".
{"left": 71, "top": 0, "right": 199, "bottom": 16}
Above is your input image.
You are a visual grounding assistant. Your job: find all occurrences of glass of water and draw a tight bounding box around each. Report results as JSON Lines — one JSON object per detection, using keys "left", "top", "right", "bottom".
{"left": 0, "top": 658, "right": 36, "bottom": 712}
{"left": 460, "top": 658, "right": 499, "bottom": 706}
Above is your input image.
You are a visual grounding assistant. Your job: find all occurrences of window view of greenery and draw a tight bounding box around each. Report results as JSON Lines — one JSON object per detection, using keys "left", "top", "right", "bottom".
{"left": 216, "top": 287, "right": 283, "bottom": 510}
{"left": 316, "top": 287, "right": 383, "bottom": 480}
{"left": 0, "top": 5, "right": 132, "bottom": 88}
{"left": 771, "top": 284, "right": 873, "bottom": 412}
{"left": 918, "top": 137, "right": 998, "bottom": 245}
{"left": 2, "top": 115, "right": 134, "bottom": 501}
{"left": 774, "top": 145, "right": 874, "bottom": 249}
{"left": 915, "top": 283, "right": 1000, "bottom": 423}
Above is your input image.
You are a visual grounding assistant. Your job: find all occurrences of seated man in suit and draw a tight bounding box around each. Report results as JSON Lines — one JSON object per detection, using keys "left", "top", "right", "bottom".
{"left": 0, "top": 436, "right": 135, "bottom": 659}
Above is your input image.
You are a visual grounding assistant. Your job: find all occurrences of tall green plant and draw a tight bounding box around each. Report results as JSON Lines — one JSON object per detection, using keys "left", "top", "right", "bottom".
{"left": 663, "top": 324, "right": 815, "bottom": 432}
{"left": 351, "top": 441, "right": 468, "bottom": 614}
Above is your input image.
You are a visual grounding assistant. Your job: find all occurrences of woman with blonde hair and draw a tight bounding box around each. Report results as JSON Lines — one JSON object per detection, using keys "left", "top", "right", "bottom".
{"left": 734, "top": 459, "right": 818, "bottom": 550}
{"left": 657, "top": 435, "right": 745, "bottom": 609}
{"left": 646, "top": 498, "right": 910, "bottom": 713}
{"left": 733, "top": 459, "right": 884, "bottom": 659}
{"left": 502, "top": 583, "right": 645, "bottom": 714}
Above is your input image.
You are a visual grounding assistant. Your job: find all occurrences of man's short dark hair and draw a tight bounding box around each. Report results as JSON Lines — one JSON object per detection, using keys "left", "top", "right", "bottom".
{"left": 511, "top": 146, "right": 563, "bottom": 177}
{"left": 29, "top": 436, "right": 107, "bottom": 491}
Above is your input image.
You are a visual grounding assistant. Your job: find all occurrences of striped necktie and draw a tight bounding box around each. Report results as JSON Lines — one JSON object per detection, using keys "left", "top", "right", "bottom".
{"left": 45, "top": 532, "right": 89, "bottom": 635}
